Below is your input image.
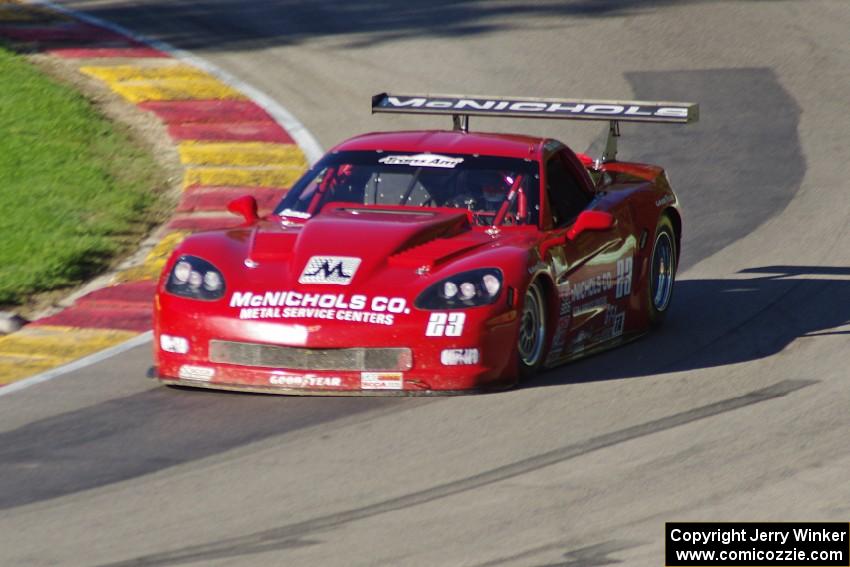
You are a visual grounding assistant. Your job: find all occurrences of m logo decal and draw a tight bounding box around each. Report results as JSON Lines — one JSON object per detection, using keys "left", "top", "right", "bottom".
{"left": 298, "top": 256, "right": 361, "bottom": 285}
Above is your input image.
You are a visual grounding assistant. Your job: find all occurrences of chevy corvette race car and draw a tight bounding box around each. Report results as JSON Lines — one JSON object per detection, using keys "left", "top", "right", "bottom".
{"left": 154, "top": 93, "right": 698, "bottom": 394}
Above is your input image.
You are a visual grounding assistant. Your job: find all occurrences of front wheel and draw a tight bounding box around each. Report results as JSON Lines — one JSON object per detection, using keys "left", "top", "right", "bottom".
{"left": 647, "top": 215, "right": 677, "bottom": 327}
{"left": 516, "top": 280, "right": 548, "bottom": 380}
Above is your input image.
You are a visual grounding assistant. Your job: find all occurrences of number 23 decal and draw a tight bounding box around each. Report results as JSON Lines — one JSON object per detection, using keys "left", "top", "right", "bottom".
{"left": 615, "top": 257, "right": 633, "bottom": 299}
{"left": 426, "top": 313, "right": 466, "bottom": 337}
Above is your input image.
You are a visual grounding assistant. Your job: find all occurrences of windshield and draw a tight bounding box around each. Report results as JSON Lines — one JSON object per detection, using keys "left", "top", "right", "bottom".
{"left": 275, "top": 150, "right": 540, "bottom": 226}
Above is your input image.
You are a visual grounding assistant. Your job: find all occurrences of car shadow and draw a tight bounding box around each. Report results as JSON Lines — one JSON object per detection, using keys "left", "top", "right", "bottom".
{"left": 528, "top": 265, "right": 850, "bottom": 388}
{"left": 3, "top": 266, "right": 839, "bottom": 511}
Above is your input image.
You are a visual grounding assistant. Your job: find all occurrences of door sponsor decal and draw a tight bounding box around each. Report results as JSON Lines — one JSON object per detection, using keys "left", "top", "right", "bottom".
{"left": 568, "top": 273, "right": 613, "bottom": 302}
{"left": 560, "top": 254, "right": 634, "bottom": 304}
{"left": 613, "top": 312, "right": 625, "bottom": 337}
{"left": 299, "top": 256, "right": 361, "bottom": 285}
{"left": 655, "top": 194, "right": 675, "bottom": 208}
{"left": 569, "top": 330, "right": 592, "bottom": 355}
{"left": 572, "top": 296, "right": 608, "bottom": 318}
{"left": 547, "top": 287, "right": 573, "bottom": 363}
{"left": 604, "top": 307, "right": 626, "bottom": 339}
{"left": 425, "top": 312, "right": 466, "bottom": 337}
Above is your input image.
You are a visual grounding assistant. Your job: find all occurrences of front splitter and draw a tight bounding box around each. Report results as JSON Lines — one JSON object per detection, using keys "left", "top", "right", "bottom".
{"left": 157, "top": 377, "right": 507, "bottom": 397}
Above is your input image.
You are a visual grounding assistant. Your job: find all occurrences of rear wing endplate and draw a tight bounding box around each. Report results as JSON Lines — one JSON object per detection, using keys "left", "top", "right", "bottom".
{"left": 371, "top": 92, "right": 698, "bottom": 162}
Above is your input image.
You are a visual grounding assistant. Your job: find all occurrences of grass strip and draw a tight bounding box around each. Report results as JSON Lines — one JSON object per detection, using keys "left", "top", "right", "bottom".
{"left": 0, "top": 46, "right": 166, "bottom": 306}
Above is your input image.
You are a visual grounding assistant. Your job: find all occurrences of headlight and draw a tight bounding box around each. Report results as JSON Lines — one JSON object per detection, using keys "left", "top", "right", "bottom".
{"left": 165, "top": 255, "right": 226, "bottom": 300}
{"left": 415, "top": 268, "right": 502, "bottom": 309}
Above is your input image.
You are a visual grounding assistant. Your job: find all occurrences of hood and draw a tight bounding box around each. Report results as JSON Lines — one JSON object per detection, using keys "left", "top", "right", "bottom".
{"left": 245, "top": 205, "right": 491, "bottom": 285}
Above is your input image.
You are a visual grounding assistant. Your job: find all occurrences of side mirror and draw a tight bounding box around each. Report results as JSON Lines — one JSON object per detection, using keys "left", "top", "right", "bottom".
{"left": 227, "top": 195, "right": 259, "bottom": 224}
{"left": 566, "top": 210, "right": 615, "bottom": 240}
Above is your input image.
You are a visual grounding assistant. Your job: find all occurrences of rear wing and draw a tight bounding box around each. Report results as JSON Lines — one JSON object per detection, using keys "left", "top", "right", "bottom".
{"left": 371, "top": 92, "right": 698, "bottom": 162}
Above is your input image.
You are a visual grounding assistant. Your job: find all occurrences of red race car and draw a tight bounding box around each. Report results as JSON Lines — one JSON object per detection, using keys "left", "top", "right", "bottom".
{"left": 154, "top": 93, "right": 698, "bottom": 394}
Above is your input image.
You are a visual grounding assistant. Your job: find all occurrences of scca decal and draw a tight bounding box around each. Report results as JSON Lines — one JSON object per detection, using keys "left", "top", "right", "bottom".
{"left": 361, "top": 372, "right": 403, "bottom": 390}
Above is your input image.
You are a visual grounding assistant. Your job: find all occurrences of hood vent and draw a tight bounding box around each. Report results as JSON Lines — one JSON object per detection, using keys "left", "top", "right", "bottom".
{"left": 389, "top": 234, "right": 488, "bottom": 269}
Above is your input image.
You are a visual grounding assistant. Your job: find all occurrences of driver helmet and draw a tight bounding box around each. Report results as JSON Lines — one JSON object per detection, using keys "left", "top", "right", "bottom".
{"left": 478, "top": 172, "right": 510, "bottom": 205}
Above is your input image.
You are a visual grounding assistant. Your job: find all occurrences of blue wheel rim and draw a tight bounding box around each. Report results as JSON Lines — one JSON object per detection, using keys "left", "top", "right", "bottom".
{"left": 651, "top": 232, "right": 674, "bottom": 311}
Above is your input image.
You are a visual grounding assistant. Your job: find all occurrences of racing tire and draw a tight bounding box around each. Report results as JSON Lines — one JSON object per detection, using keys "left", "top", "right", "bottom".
{"left": 646, "top": 215, "right": 677, "bottom": 327}
{"left": 516, "top": 279, "right": 548, "bottom": 380}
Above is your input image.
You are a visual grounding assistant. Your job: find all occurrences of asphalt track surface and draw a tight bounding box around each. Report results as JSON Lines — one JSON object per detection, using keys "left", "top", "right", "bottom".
{"left": 2, "top": 2, "right": 849, "bottom": 565}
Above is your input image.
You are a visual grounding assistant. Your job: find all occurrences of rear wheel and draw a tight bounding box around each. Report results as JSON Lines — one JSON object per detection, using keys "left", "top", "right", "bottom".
{"left": 647, "top": 215, "right": 677, "bottom": 326}
{"left": 517, "top": 280, "right": 548, "bottom": 379}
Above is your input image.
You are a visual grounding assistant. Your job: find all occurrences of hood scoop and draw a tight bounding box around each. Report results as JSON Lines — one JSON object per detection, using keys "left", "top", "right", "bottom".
{"left": 292, "top": 206, "right": 472, "bottom": 268}
{"left": 248, "top": 225, "right": 297, "bottom": 262}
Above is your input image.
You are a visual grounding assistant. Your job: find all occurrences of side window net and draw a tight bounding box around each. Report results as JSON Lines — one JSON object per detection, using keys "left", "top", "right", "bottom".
{"left": 546, "top": 155, "right": 591, "bottom": 227}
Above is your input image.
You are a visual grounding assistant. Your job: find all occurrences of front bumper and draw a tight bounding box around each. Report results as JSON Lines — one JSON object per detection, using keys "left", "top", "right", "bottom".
{"left": 155, "top": 298, "right": 520, "bottom": 395}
